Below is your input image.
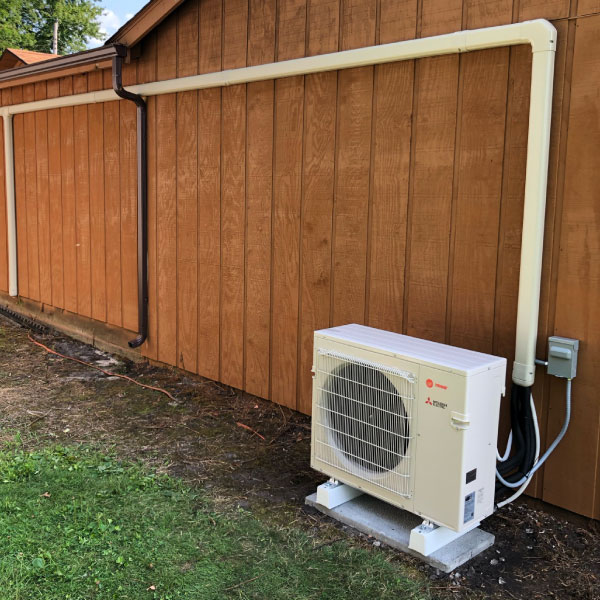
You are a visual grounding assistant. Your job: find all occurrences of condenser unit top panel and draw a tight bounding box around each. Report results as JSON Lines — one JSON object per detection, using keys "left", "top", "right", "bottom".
{"left": 315, "top": 324, "right": 506, "bottom": 377}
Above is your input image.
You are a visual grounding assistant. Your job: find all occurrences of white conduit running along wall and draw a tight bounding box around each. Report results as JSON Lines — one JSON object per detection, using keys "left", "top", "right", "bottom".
{"left": 0, "top": 19, "right": 556, "bottom": 388}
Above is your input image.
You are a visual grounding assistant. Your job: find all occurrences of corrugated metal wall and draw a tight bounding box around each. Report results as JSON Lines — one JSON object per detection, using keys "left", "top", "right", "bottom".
{"left": 0, "top": 0, "right": 599, "bottom": 518}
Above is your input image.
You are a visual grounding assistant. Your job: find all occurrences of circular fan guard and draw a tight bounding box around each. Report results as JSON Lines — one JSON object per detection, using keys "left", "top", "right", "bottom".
{"left": 323, "top": 362, "right": 409, "bottom": 474}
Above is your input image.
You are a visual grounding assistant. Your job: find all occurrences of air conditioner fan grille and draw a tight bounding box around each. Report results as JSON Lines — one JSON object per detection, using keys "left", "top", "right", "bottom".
{"left": 313, "top": 349, "right": 415, "bottom": 498}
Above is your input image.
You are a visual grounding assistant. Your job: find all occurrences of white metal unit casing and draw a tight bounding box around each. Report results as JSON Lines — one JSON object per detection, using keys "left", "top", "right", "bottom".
{"left": 311, "top": 324, "right": 506, "bottom": 533}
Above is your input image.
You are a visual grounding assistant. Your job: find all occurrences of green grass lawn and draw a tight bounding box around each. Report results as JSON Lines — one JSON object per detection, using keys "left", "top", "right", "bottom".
{"left": 0, "top": 436, "right": 433, "bottom": 600}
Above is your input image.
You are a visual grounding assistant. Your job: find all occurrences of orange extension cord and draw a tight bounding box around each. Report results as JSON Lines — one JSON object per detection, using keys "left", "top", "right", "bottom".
{"left": 28, "top": 333, "right": 176, "bottom": 402}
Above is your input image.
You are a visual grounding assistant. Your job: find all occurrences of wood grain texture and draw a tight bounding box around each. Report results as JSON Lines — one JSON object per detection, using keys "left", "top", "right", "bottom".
{"left": 157, "top": 12, "right": 178, "bottom": 80}
{"left": 245, "top": 80, "right": 273, "bottom": 398}
{"left": 197, "top": 88, "right": 221, "bottom": 380}
{"left": 156, "top": 93, "right": 178, "bottom": 364}
{"left": 421, "top": 0, "right": 462, "bottom": 36}
{"left": 220, "top": 84, "right": 246, "bottom": 389}
{"left": 88, "top": 102, "right": 106, "bottom": 322}
{"left": 47, "top": 108, "right": 64, "bottom": 308}
{"left": 306, "top": 0, "right": 339, "bottom": 55}
{"left": 119, "top": 101, "right": 138, "bottom": 331}
{"left": 271, "top": 76, "right": 304, "bottom": 408}
{"left": 340, "top": 0, "right": 376, "bottom": 50}
{"left": 103, "top": 101, "right": 122, "bottom": 327}
{"left": 366, "top": 62, "right": 413, "bottom": 333}
{"left": 448, "top": 48, "right": 509, "bottom": 353}
{"left": 176, "top": 91, "right": 199, "bottom": 372}
{"left": 199, "top": 0, "right": 222, "bottom": 73}
{"left": 464, "top": 0, "right": 513, "bottom": 28}
{"left": 405, "top": 56, "right": 459, "bottom": 343}
{"left": 59, "top": 76, "right": 77, "bottom": 313}
{"left": 331, "top": 67, "right": 373, "bottom": 326}
{"left": 248, "top": 0, "right": 276, "bottom": 65}
{"left": 223, "top": 0, "right": 248, "bottom": 69}
{"left": 23, "top": 106, "right": 40, "bottom": 301}
{"left": 518, "top": 0, "right": 569, "bottom": 19}
{"left": 277, "top": 0, "right": 307, "bottom": 60}
{"left": 297, "top": 71, "right": 337, "bottom": 413}
{"left": 35, "top": 108, "right": 52, "bottom": 305}
{"left": 177, "top": 0, "right": 199, "bottom": 77}
{"left": 73, "top": 104, "right": 92, "bottom": 317}
{"left": 379, "top": 0, "right": 418, "bottom": 43}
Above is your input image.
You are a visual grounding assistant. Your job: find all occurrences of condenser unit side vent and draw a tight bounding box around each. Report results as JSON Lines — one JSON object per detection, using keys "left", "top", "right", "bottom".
{"left": 313, "top": 348, "right": 416, "bottom": 499}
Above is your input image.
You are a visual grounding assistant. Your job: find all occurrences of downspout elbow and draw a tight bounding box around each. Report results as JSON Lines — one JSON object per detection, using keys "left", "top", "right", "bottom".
{"left": 112, "top": 49, "right": 148, "bottom": 349}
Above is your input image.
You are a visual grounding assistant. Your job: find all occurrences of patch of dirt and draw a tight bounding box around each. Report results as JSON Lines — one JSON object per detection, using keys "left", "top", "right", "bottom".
{"left": 0, "top": 314, "right": 597, "bottom": 599}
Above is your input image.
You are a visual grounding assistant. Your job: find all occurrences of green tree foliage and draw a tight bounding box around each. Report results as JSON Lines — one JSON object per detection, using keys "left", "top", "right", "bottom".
{"left": 0, "top": 0, "right": 104, "bottom": 55}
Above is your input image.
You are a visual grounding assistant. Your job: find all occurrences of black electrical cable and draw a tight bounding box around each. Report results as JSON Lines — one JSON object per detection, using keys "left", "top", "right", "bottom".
{"left": 496, "top": 384, "right": 537, "bottom": 499}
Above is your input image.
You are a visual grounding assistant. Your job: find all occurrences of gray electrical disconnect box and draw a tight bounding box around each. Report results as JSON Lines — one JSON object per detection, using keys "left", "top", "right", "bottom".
{"left": 547, "top": 336, "right": 579, "bottom": 379}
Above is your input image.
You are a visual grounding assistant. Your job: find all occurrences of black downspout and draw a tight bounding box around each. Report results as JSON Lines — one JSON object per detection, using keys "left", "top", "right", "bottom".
{"left": 112, "top": 48, "right": 148, "bottom": 349}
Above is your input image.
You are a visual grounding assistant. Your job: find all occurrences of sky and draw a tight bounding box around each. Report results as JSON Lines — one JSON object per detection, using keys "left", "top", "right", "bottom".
{"left": 88, "top": 0, "right": 150, "bottom": 48}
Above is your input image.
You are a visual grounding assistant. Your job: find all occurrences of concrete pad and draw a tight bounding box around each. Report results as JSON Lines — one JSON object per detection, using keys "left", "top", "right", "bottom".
{"left": 306, "top": 492, "right": 494, "bottom": 573}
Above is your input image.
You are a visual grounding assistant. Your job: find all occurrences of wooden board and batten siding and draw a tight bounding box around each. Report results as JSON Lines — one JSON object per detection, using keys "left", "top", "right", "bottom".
{"left": 0, "top": 0, "right": 599, "bottom": 519}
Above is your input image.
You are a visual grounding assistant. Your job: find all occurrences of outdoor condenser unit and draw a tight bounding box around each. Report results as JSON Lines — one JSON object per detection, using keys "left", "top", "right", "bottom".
{"left": 310, "top": 324, "right": 506, "bottom": 538}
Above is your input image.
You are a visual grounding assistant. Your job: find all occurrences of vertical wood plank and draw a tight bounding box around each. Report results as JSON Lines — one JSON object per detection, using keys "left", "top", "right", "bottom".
{"left": 404, "top": 0, "right": 462, "bottom": 342}
{"left": 405, "top": 57, "right": 459, "bottom": 342}
{"left": 199, "top": 0, "right": 223, "bottom": 73}
{"left": 245, "top": 81, "right": 274, "bottom": 398}
{"left": 157, "top": 13, "right": 178, "bottom": 81}
{"left": 156, "top": 93, "right": 178, "bottom": 365}
{"left": 420, "top": 0, "right": 462, "bottom": 37}
{"left": 177, "top": 0, "right": 199, "bottom": 77}
{"left": 518, "top": 0, "right": 569, "bottom": 20}
{"left": 366, "top": 62, "right": 413, "bottom": 333}
{"left": 89, "top": 103, "right": 106, "bottom": 322}
{"left": 103, "top": 101, "right": 122, "bottom": 327}
{"left": 13, "top": 110, "right": 29, "bottom": 300}
{"left": 138, "top": 31, "right": 158, "bottom": 83}
{"left": 277, "top": 0, "right": 307, "bottom": 61}
{"left": 197, "top": 88, "right": 221, "bottom": 380}
{"left": 464, "top": 0, "right": 513, "bottom": 28}
{"left": 306, "top": 0, "right": 339, "bottom": 56}
{"left": 73, "top": 103, "right": 91, "bottom": 317}
{"left": 378, "top": 0, "right": 418, "bottom": 43}
{"left": 331, "top": 68, "right": 373, "bottom": 325}
{"left": 119, "top": 101, "right": 138, "bottom": 331}
{"left": 220, "top": 84, "right": 246, "bottom": 389}
{"left": 35, "top": 108, "right": 52, "bottom": 305}
{"left": 23, "top": 88, "right": 40, "bottom": 301}
{"left": 47, "top": 108, "right": 64, "bottom": 308}
{"left": 143, "top": 96, "right": 158, "bottom": 360}
{"left": 271, "top": 76, "right": 304, "bottom": 408}
{"left": 297, "top": 71, "right": 337, "bottom": 413}
{"left": 59, "top": 77, "right": 77, "bottom": 313}
{"left": 176, "top": 91, "right": 198, "bottom": 372}
{"left": 543, "top": 15, "right": 600, "bottom": 517}
{"left": 340, "top": 0, "right": 376, "bottom": 50}
{"left": 156, "top": 12, "right": 179, "bottom": 363}
{"left": 223, "top": 0, "right": 248, "bottom": 69}
{"left": 248, "top": 0, "right": 276, "bottom": 66}
{"left": 448, "top": 48, "right": 509, "bottom": 353}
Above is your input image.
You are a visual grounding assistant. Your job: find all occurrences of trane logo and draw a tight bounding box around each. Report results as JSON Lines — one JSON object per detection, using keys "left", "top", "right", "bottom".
{"left": 425, "top": 397, "right": 447, "bottom": 409}
{"left": 426, "top": 378, "right": 447, "bottom": 390}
